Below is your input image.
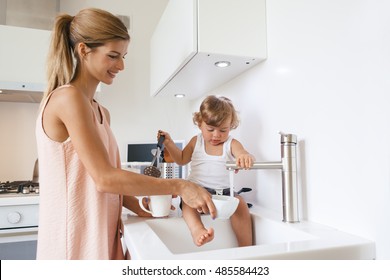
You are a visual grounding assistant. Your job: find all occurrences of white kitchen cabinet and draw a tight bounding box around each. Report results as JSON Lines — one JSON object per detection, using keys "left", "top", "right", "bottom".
{"left": 0, "top": 25, "right": 50, "bottom": 102}
{"left": 150, "top": 0, "right": 267, "bottom": 99}
{"left": 0, "top": 25, "right": 50, "bottom": 83}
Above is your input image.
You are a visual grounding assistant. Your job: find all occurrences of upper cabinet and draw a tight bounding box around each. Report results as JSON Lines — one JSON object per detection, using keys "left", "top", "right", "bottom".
{"left": 0, "top": 25, "right": 50, "bottom": 102}
{"left": 0, "top": 0, "right": 55, "bottom": 103}
{"left": 0, "top": 25, "right": 50, "bottom": 84}
{"left": 150, "top": 0, "right": 267, "bottom": 99}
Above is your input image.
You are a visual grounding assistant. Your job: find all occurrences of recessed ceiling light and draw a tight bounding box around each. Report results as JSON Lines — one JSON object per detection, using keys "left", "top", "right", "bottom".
{"left": 174, "top": 94, "right": 185, "bottom": 98}
{"left": 214, "top": 61, "right": 231, "bottom": 68}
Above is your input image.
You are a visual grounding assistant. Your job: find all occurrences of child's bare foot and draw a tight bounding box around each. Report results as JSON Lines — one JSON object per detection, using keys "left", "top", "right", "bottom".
{"left": 191, "top": 227, "right": 214, "bottom": 246}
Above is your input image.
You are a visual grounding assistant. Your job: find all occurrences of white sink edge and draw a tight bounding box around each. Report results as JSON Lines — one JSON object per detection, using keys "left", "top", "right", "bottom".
{"left": 122, "top": 206, "right": 376, "bottom": 260}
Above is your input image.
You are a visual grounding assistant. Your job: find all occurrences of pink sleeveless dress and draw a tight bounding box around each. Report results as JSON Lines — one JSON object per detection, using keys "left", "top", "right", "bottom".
{"left": 35, "top": 86, "right": 124, "bottom": 259}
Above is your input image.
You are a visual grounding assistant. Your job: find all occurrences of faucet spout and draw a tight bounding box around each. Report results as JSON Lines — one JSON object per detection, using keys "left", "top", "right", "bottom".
{"left": 226, "top": 133, "right": 300, "bottom": 223}
{"left": 226, "top": 161, "right": 283, "bottom": 170}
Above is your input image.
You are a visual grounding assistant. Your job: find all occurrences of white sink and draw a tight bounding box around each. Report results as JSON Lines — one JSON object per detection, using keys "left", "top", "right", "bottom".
{"left": 122, "top": 206, "right": 375, "bottom": 260}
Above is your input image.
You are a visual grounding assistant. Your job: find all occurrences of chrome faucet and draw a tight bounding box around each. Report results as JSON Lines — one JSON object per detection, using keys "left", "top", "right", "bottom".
{"left": 226, "top": 132, "right": 299, "bottom": 223}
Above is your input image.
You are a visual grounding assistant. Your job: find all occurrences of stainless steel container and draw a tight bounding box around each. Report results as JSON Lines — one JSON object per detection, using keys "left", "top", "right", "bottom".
{"left": 161, "top": 163, "right": 176, "bottom": 179}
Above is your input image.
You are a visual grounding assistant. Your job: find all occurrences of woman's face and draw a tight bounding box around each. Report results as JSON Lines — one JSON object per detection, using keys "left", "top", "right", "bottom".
{"left": 84, "top": 39, "right": 129, "bottom": 85}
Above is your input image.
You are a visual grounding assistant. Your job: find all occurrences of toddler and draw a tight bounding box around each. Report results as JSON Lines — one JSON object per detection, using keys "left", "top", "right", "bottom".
{"left": 159, "top": 95, "right": 254, "bottom": 247}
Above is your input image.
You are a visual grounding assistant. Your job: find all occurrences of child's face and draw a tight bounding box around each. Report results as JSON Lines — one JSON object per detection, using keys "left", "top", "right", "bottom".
{"left": 200, "top": 117, "right": 231, "bottom": 146}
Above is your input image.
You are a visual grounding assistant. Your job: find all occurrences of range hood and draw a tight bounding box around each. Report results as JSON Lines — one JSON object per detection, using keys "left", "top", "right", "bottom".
{"left": 0, "top": 25, "right": 50, "bottom": 103}
{"left": 0, "top": 81, "right": 45, "bottom": 103}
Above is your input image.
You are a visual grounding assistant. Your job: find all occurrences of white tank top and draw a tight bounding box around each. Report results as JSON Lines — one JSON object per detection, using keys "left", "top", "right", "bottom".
{"left": 187, "top": 134, "right": 235, "bottom": 190}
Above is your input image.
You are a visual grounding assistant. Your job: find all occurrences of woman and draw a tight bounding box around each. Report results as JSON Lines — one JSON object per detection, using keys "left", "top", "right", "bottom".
{"left": 36, "top": 8, "right": 215, "bottom": 260}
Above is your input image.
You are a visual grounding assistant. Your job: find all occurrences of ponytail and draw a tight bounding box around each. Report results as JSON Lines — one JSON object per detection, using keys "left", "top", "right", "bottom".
{"left": 43, "top": 14, "right": 74, "bottom": 103}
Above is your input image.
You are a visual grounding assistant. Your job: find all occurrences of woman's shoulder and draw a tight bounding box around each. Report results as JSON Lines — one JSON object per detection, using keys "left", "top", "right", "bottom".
{"left": 52, "top": 84, "right": 78, "bottom": 94}
{"left": 50, "top": 85, "right": 83, "bottom": 102}
{"left": 46, "top": 85, "right": 90, "bottom": 115}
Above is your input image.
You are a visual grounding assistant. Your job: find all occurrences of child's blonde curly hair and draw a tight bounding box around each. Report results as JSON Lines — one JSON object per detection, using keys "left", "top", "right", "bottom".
{"left": 193, "top": 95, "right": 239, "bottom": 129}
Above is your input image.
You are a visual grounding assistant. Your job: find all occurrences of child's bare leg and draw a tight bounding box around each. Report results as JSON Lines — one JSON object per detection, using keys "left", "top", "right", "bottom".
{"left": 182, "top": 202, "right": 214, "bottom": 246}
{"left": 230, "top": 195, "right": 253, "bottom": 247}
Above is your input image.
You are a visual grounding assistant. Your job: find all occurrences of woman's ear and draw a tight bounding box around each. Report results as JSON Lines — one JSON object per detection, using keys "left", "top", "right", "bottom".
{"left": 77, "top": 42, "right": 90, "bottom": 59}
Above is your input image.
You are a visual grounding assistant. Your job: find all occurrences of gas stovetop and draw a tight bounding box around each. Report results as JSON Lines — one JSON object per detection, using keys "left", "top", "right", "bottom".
{"left": 0, "top": 181, "right": 40, "bottom": 230}
{"left": 0, "top": 181, "right": 39, "bottom": 195}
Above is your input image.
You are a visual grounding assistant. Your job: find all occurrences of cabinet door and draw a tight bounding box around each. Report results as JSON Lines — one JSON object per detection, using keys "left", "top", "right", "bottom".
{"left": 0, "top": 25, "right": 50, "bottom": 83}
{"left": 150, "top": 0, "right": 197, "bottom": 96}
{"left": 198, "top": 0, "right": 266, "bottom": 57}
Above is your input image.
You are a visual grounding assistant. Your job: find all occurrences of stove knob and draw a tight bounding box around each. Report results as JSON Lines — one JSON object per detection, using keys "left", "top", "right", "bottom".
{"left": 7, "top": 211, "right": 21, "bottom": 224}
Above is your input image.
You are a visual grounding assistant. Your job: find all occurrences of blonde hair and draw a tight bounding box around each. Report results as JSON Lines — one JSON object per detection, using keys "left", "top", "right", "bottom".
{"left": 193, "top": 95, "right": 239, "bottom": 129}
{"left": 42, "top": 8, "right": 130, "bottom": 103}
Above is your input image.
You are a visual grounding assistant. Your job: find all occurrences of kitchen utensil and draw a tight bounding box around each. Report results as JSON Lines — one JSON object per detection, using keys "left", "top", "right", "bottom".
{"left": 143, "top": 135, "right": 165, "bottom": 178}
{"left": 161, "top": 163, "right": 175, "bottom": 179}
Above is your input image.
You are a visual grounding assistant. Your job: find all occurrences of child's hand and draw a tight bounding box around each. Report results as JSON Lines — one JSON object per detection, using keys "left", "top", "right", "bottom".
{"left": 158, "top": 130, "right": 173, "bottom": 145}
{"left": 236, "top": 154, "right": 255, "bottom": 170}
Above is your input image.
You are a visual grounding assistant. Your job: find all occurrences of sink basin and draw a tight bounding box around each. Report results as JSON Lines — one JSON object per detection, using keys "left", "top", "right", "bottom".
{"left": 122, "top": 206, "right": 375, "bottom": 260}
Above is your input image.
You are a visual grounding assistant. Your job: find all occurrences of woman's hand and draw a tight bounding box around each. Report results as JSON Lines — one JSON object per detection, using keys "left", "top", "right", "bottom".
{"left": 123, "top": 196, "right": 152, "bottom": 217}
{"left": 177, "top": 180, "right": 216, "bottom": 218}
{"left": 136, "top": 197, "right": 153, "bottom": 217}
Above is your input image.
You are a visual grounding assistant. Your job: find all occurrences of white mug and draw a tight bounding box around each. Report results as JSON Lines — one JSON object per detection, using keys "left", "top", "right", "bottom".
{"left": 139, "top": 195, "right": 172, "bottom": 217}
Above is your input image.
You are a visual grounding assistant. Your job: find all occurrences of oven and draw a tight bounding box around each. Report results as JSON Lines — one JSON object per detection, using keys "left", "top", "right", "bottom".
{"left": 0, "top": 181, "right": 39, "bottom": 260}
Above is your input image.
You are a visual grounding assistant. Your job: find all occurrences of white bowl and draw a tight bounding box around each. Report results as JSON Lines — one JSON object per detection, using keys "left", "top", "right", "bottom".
{"left": 212, "top": 195, "right": 239, "bottom": 219}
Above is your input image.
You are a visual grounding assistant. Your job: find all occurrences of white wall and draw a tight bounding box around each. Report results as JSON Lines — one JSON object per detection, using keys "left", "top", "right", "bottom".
{"left": 188, "top": 0, "right": 390, "bottom": 259}
{"left": 0, "top": 103, "right": 39, "bottom": 180}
